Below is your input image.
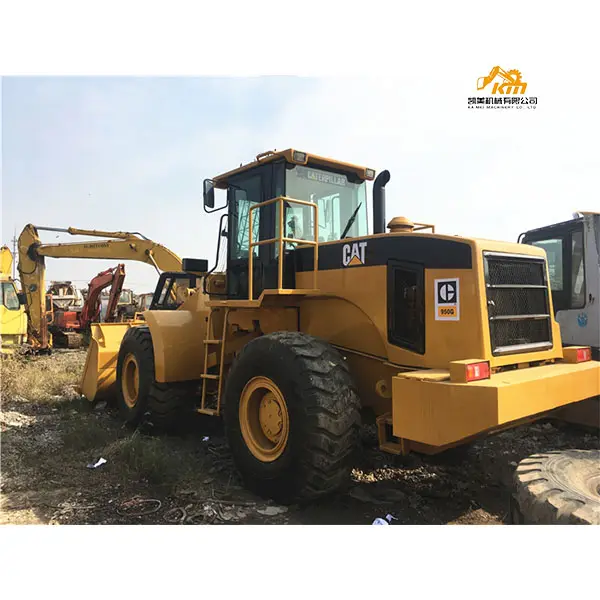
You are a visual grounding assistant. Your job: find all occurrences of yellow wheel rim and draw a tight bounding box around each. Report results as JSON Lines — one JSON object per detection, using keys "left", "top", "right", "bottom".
{"left": 122, "top": 353, "right": 140, "bottom": 408}
{"left": 239, "top": 376, "right": 289, "bottom": 462}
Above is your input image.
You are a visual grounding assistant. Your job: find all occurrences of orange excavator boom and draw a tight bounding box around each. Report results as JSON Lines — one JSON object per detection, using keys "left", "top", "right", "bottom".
{"left": 79, "top": 264, "right": 126, "bottom": 329}
{"left": 104, "top": 265, "right": 126, "bottom": 324}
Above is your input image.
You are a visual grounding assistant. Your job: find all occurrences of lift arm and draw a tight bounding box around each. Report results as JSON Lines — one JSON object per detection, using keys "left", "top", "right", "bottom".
{"left": 17, "top": 224, "right": 183, "bottom": 348}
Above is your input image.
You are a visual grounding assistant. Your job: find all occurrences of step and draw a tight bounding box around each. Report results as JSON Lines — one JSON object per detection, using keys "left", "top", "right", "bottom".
{"left": 203, "top": 339, "right": 223, "bottom": 345}
{"left": 197, "top": 408, "right": 219, "bottom": 416}
{"left": 200, "top": 374, "right": 220, "bottom": 380}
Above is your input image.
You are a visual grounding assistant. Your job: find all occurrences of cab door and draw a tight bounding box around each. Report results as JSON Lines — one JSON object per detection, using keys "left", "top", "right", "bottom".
{"left": 524, "top": 217, "right": 599, "bottom": 357}
{"left": 226, "top": 162, "right": 284, "bottom": 299}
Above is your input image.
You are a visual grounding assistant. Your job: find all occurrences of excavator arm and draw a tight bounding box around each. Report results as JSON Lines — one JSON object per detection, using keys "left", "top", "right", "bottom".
{"left": 104, "top": 265, "right": 126, "bottom": 324}
{"left": 79, "top": 264, "right": 126, "bottom": 329}
{"left": 17, "top": 224, "right": 183, "bottom": 349}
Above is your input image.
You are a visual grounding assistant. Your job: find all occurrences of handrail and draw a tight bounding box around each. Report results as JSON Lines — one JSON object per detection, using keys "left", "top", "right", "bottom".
{"left": 248, "top": 196, "right": 319, "bottom": 300}
{"left": 413, "top": 222, "right": 436, "bottom": 233}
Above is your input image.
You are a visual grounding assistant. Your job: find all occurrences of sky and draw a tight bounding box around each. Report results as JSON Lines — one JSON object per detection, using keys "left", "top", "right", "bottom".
{"left": 2, "top": 74, "right": 599, "bottom": 293}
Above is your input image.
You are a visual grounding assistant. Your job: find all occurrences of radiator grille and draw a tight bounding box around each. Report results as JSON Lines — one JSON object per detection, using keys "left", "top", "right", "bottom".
{"left": 484, "top": 253, "right": 552, "bottom": 355}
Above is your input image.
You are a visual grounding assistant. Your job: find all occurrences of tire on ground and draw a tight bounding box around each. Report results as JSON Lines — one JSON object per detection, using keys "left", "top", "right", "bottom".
{"left": 511, "top": 449, "right": 600, "bottom": 524}
{"left": 116, "top": 326, "right": 195, "bottom": 430}
{"left": 223, "top": 331, "right": 361, "bottom": 504}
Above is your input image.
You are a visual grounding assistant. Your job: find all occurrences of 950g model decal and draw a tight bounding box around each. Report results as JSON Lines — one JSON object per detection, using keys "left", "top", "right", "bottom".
{"left": 435, "top": 278, "right": 460, "bottom": 321}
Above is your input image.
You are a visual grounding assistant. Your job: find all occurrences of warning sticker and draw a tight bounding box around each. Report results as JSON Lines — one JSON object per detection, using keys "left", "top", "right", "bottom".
{"left": 435, "top": 278, "right": 460, "bottom": 321}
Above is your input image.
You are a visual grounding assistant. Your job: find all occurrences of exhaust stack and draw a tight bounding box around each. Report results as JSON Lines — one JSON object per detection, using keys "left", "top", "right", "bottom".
{"left": 372, "top": 170, "right": 390, "bottom": 234}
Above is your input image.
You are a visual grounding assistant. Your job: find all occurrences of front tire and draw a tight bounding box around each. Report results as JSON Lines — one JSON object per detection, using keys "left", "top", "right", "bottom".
{"left": 223, "top": 331, "right": 361, "bottom": 504}
{"left": 116, "top": 327, "right": 196, "bottom": 430}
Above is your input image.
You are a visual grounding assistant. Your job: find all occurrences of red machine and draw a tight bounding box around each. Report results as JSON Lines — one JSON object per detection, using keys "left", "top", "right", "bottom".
{"left": 50, "top": 264, "right": 126, "bottom": 348}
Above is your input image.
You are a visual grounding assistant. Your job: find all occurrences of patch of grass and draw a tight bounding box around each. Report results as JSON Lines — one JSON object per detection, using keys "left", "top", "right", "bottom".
{"left": 61, "top": 415, "right": 120, "bottom": 451}
{"left": 105, "top": 431, "right": 198, "bottom": 487}
{"left": 1, "top": 351, "right": 86, "bottom": 404}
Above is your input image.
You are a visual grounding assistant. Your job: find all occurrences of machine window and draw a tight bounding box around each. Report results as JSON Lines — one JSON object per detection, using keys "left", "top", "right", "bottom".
{"left": 232, "top": 175, "right": 262, "bottom": 260}
{"left": 571, "top": 229, "right": 585, "bottom": 308}
{"left": 119, "top": 290, "right": 132, "bottom": 304}
{"left": 285, "top": 165, "right": 367, "bottom": 243}
{"left": 1, "top": 282, "right": 20, "bottom": 310}
{"left": 155, "top": 275, "right": 196, "bottom": 309}
{"left": 532, "top": 238, "right": 564, "bottom": 291}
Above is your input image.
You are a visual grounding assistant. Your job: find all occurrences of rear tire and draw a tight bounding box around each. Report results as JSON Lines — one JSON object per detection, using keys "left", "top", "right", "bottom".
{"left": 223, "top": 331, "right": 361, "bottom": 504}
{"left": 511, "top": 449, "right": 600, "bottom": 524}
{"left": 116, "top": 327, "right": 196, "bottom": 430}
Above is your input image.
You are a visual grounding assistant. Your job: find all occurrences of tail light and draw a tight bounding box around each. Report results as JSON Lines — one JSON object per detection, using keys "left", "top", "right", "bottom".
{"left": 562, "top": 346, "right": 593, "bottom": 364}
{"left": 576, "top": 347, "right": 591, "bottom": 362}
{"left": 466, "top": 361, "right": 491, "bottom": 382}
{"left": 450, "top": 359, "right": 491, "bottom": 383}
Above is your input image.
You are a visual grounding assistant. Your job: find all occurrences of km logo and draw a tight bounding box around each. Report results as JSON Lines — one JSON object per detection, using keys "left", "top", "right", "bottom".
{"left": 477, "top": 66, "right": 527, "bottom": 95}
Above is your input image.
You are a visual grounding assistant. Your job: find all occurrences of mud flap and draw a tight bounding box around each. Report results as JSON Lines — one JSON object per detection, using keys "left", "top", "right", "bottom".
{"left": 79, "top": 322, "right": 134, "bottom": 402}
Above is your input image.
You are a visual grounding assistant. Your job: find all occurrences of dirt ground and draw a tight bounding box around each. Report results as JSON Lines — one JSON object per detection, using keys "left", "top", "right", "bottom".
{"left": 1, "top": 349, "right": 598, "bottom": 525}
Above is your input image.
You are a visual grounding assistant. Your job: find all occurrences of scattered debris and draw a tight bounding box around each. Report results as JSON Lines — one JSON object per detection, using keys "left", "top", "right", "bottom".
{"left": 372, "top": 514, "right": 397, "bottom": 525}
{"left": 164, "top": 506, "right": 189, "bottom": 524}
{"left": 256, "top": 506, "right": 288, "bottom": 516}
{"left": 86, "top": 457, "right": 107, "bottom": 469}
{"left": 116, "top": 497, "right": 162, "bottom": 517}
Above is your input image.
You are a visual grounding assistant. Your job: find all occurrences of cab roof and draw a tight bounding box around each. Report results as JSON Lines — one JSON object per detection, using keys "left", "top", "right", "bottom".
{"left": 212, "top": 149, "right": 375, "bottom": 189}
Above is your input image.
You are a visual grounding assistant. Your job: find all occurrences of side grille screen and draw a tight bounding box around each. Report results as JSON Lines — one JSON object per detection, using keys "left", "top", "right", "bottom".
{"left": 387, "top": 262, "right": 425, "bottom": 354}
{"left": 485, "top": 253, "right": 552, "bottom": 355}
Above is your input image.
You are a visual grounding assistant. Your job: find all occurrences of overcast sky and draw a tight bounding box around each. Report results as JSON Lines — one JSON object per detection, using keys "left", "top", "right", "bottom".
{"left": 2, "top": 75, "right": 598, "bottom": 293}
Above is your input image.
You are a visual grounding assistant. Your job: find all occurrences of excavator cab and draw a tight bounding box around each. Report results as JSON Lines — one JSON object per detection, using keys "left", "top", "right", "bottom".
{"left": 150, "top": 272, "right": 200, "bottom": 310}
{"left": 205, "top": 150, "right": 372, "bottom": 300}
{"left": 0, "top": 246, "right": 28, "bottom": 353}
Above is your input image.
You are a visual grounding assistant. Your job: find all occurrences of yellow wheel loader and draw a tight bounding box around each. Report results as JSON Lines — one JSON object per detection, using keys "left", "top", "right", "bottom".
{"left": 0, "top": 247, "right": 28, "bottom": 354}
{"left": 80, "top": 149, "right": 600, "bottom": 504}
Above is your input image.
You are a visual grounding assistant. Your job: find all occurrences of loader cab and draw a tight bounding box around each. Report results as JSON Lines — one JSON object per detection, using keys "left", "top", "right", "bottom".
{"left": 206, "top": 150, "right": 373, "bottom": 300}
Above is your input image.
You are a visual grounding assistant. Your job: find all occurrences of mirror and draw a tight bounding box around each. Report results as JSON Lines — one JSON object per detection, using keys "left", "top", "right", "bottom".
{"left": 17, "top": 292, "right": 26, "bottom": 306}
{"left": 182, "top": 258, "right": 209, "bottom": 273}
{"left": 203, "top": 179, "right": 215, "bottom": 209}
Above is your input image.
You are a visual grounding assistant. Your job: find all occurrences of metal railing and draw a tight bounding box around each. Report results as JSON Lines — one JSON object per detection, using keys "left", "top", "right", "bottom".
{"left": 248, "top": 196, "right": 318, "bottom": 301}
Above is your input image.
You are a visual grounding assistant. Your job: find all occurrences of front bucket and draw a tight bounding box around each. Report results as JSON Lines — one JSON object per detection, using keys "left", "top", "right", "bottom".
{"left": 79, "top": 322, "right": 134, "bottom": 402}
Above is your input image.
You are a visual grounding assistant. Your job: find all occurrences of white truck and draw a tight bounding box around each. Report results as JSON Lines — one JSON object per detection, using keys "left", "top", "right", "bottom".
{"left": 520, "top": 211, "right": 600, "bottom": 428}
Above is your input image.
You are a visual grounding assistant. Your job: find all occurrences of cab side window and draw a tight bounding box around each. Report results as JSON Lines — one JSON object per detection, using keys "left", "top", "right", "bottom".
{"left": 529, "top": 225, "right": 586, "bottom": 311}
{"left": 232, "top": 175, "right": 262, "bottom": 260}
{"left": 571, "top": 230, "right": 585, "bottom": 308}
{"left": 532, "top": 238, "right": 563, "bottom": 291}
{"left": 1, "top": 282, "right": 20, "bottom": 311}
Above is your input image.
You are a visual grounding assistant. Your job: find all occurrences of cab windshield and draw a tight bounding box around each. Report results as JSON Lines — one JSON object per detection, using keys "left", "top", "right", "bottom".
{"left": 1, "top": 282, "right": 21, "bottom": 310}
{"left": 284, "top": 165, "right": 368, "bottom": 243}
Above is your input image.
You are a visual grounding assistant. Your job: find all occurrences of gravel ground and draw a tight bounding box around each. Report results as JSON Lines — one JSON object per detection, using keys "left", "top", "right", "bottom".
{"left": 1, "top": 349, "right": 598, "bottom": 525}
